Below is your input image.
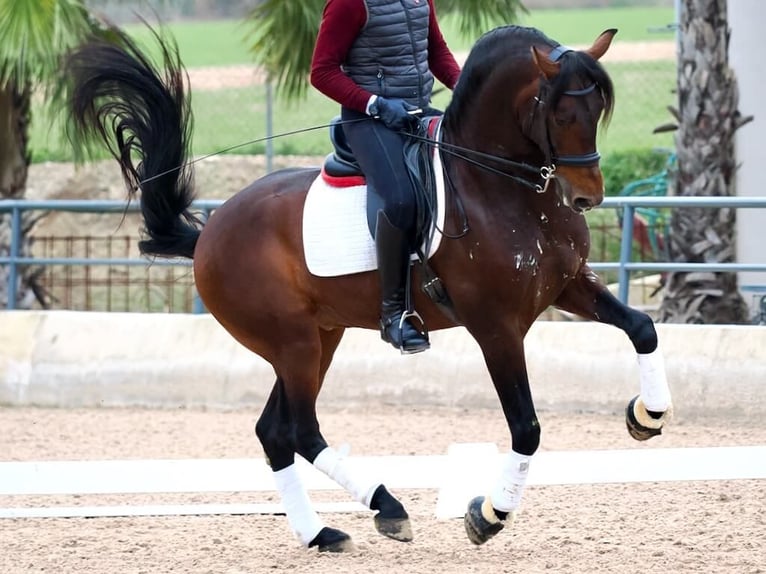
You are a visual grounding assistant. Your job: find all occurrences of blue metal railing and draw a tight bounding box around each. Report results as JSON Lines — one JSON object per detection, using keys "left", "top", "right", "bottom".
{"left": 598, "top": 196, "right": 766, "bottom": 303}
{"left": 2, "top": 196, "right": 766, "bottom": 311}
{"left": 0, "top": 199, "right": 219, "bottom": 313}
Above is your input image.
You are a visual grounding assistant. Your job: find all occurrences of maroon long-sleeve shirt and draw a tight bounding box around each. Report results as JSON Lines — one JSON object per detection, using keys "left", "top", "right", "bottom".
{"left": 310, "top": 0, "right": 461, "bottom": 113}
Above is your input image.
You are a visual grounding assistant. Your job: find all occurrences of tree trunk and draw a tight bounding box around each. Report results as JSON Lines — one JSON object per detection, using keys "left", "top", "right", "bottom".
{"left": 0, "top": 82, "right": 46, "bottom": 309}
{"left": 658, "top": 0, "right": 750, "bottom": 324}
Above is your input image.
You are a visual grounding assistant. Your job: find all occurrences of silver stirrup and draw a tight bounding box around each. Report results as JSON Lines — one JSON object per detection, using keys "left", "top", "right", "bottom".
{"left": 397, "top": 310, "right": 429, "bottom": 355}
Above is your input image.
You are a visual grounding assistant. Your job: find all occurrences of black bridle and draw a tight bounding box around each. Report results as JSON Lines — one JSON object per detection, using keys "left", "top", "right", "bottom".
{"left": 405, "top": 43, "right": 604, "bottom": 194}
{"left": 405, "top": 130, "right": 556, "bottom": 193}
{"left": 542, "top": 44, "right": 602, "bottom": 169}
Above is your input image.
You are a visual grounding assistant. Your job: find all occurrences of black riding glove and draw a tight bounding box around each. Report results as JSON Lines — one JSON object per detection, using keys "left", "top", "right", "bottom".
{"left": 370, "top": 97, "right": 418, "bottom": 131}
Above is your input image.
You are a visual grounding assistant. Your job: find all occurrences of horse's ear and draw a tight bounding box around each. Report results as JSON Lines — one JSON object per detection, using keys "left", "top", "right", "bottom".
{"left": 531, "top": 46, "right": 560, "bottom": 80}
{"left": 584, "top": 29, "right": 618, "bottom": 61}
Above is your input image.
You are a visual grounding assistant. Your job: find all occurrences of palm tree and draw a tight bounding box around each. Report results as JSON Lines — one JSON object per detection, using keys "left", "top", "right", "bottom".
{"left": 658, "top": 0, "right": 752, "bottom": 323}
{"left": 0, "top": 0, "right": 104, "bottom": 308}
{"left": 245, "top": 0, "right": 527, "bottom": 100}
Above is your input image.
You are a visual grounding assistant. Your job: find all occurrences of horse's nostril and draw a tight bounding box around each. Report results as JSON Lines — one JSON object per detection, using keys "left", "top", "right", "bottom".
{"left": 573, "top": 197, "right": 594, "bottom": 212}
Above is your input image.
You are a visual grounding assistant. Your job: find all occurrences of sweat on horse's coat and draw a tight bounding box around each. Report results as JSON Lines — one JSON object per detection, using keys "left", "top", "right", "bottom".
{"left": 65, "top": 23, "right": 671, "bottom": 551}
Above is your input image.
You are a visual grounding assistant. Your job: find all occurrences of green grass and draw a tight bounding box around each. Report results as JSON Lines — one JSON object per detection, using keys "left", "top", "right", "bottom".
{"left": 30, "top": 5, "right": 677, "bottom": 162}
{"left": 599, "top": 60, "right": 676, "bottom": 153}
{"left": 440, "top": 5, "right": 676, "bottom": 50}
{"left": 122, "top": 6, "right": 677, "bottom": 67}
{"left": 127, "top": 19, "right": 254, "bottom": 66}
{"left": 518, "top": 5, "right": 676, "bottom": 44}
{"left": 31, "top": 57, "right": 675, "bottom": 162}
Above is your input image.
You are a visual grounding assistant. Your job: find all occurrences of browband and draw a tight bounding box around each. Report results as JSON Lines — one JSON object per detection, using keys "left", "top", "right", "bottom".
{"left": 547, "top": 44, "right": 573, "bottom": 62}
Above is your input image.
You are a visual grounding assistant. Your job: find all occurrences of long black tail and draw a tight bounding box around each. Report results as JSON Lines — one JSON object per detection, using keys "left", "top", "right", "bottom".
{"left": 66, "top": 25, "right": 200, "bottom": 259}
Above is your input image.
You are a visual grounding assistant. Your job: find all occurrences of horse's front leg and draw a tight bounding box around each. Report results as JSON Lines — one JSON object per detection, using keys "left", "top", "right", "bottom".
{"left": 463, "top": 328, "right": 538, "bottom": 545}
{"left": 554, "top": 267, "right": 673, "bottom": 439}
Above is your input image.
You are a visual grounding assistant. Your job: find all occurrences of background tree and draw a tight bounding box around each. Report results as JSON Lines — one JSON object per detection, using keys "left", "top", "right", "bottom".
{"left": 245, "top": 0, "right": 527, "bottom": 100}
{"left": 0, "top": 0, "right": 102, "bottom": 308}
{"left": 658, "top": 0, "right": 751, "bottom": 323}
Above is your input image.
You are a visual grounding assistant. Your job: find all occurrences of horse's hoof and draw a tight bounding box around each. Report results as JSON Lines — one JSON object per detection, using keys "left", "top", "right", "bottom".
{"left": 308, "top": 527, "right": 356, "bottom": 553}
{"left": 464, "top": 496, "right": 505, "bottom": 545}
{"left": 370, "top": 484, "right": 413, "bottom": 542}
{"left": 625, "top": 395, "right": 671, "bottom": 441}
{"left": 374, "top": 515, "right": 413, "bottom": 542}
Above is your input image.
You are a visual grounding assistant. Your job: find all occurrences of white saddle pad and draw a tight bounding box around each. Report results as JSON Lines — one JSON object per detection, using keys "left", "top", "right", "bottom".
{"left": 302, "top": 136, "right": 446, "bottom": 277}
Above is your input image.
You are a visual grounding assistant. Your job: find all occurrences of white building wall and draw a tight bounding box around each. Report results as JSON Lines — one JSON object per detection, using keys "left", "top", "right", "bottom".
{"left": 729, "top": 0, "right": 766, "bottom": 319}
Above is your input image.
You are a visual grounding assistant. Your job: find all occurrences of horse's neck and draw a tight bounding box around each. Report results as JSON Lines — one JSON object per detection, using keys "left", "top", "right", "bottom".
{"left": 446, "top": 73, "right": 545, "bottom": 175}
{"left": 441, "top": 124, "right": 547, "bottom": 214}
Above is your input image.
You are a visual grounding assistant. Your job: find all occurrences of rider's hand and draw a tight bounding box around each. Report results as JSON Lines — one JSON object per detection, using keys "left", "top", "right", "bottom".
{"left": 370, "top": 97, "right": 418, "bottom": 131}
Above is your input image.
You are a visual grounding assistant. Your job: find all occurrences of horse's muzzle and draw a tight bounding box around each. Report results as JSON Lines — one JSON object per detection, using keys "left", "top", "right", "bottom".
{"left": 572, "top": 196, "right": 599, "bottom": 212}
{"left": 557, "top": 166, "right": 605, "bottom": 213}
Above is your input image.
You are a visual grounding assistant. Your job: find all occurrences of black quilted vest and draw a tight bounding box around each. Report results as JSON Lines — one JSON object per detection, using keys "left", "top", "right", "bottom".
{"left": 343, "top": 0, "right": 434, "bottom": 108}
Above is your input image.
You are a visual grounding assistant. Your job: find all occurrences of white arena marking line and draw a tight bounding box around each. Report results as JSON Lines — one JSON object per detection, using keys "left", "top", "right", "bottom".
{"left": 1, "top": 502, "right": 366, "bottom": 519}
{"left": 1, "top": 446, "right": 764, "bottom": 519}
{"left": 0, "top": 455, "right": 445, "bottom": 496}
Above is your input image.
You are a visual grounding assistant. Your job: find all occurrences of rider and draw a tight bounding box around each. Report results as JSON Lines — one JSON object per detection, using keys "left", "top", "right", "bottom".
{"left": 310, "top": 0, "right": 461, "bottom": 354}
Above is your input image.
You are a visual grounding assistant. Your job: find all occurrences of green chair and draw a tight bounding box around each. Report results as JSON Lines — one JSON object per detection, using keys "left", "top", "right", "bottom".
{"left": 616, "top": 151, "right": 676, "bottom": 261}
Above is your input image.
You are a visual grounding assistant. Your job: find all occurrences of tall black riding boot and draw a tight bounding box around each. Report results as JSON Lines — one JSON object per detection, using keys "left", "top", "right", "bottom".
{"left": 375, "top": 210, "right": 430, "bottom": 354}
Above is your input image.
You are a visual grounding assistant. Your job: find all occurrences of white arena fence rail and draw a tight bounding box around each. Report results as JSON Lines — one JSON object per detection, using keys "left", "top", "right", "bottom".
{"left": 2, "top": 444, "right": 765, "bottom": 520}
{"left": 3, "top": 196, "right": 766, "bottom": 311}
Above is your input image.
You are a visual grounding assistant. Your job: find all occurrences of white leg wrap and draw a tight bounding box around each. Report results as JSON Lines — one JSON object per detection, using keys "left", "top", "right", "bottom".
{"left": 314, "top": 446, "right": 381, "bottom": 507}
{"left": 489, "top": 450, "right": 531, "bottom": 514}
{"left": 638, "top": 349, "right": 672, "bottom": 412}
{"left": 273, "top": 464, "right": 325, "bottom": 547}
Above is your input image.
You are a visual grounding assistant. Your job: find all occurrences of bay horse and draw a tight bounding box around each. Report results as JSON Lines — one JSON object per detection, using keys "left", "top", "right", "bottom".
{"left": 65, "top": 24, "right": 672, "bottom": 551}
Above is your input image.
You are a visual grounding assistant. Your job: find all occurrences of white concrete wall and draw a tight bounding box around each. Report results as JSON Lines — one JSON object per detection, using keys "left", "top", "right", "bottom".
{"left": 1, "top": 311, "right": 763, "bottom": 421}
{"left": 730, "top": 1, "right": 766, "bottom": 314}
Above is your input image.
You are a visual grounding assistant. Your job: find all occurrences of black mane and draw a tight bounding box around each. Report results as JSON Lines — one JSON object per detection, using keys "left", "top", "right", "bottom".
{"left": 445, "top": 25, "right": 614, "bottom": 126}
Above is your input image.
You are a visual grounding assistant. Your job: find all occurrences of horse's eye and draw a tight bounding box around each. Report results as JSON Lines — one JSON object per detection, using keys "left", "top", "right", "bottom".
{"left": 552, "top": 112, "right": 575, "bottom": 127}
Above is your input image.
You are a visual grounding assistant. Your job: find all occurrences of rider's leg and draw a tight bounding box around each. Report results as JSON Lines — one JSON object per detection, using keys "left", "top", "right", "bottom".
{"left": 374, "top": 209, "right": 429, "bottom": 353}
{"left": 341, "top": 107, "right": 429, "bottom": 353}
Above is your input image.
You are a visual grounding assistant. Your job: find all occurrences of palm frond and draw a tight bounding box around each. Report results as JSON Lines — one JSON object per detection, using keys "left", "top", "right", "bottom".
{"left": 245, "top": 0, "right": 323, "bottom": 101}
{"left": 437, "top": 0, "right": 527, "bottom": 38}
{"left": 0, "top": 0, "right": 93, "bottom": 88}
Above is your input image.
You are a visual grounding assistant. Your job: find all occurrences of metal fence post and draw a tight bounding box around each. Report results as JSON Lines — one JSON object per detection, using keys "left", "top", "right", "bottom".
{"left": 6, "top": 206, "right": 22, "bottom": 310}
{"left": 618, "top": 205, "right": 635, "bottom": 304}
{"left": 266, "top": 82, "right": 274, "bottom": 174}
{"left": 192, "top": 207, "right": 211, "bottom": 314}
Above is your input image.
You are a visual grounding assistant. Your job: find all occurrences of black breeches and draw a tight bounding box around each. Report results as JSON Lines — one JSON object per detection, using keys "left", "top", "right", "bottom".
{"left": 341, "top": 107, "right": 417, "bottom": 235}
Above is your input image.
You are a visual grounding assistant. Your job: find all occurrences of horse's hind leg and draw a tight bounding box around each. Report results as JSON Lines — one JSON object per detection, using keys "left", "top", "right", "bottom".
{"left": 256, "top": 375, "right": 348, "bottom": 550}
{"left": 555, "top": 268, "right": 673, "bottom": 439}
{"left": 311, "top": 329, "right": 412, "bottom": 544}
{"left": 256, "top": 327, "right": 411, "bottom": 552}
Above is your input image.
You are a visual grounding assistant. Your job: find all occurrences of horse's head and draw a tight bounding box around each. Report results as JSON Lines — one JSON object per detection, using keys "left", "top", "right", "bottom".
{"left": 443, "top": 26, "right": 616, "bottom": 214}
{"left": 526, "top": 30, "right": 617, "bottom": 212}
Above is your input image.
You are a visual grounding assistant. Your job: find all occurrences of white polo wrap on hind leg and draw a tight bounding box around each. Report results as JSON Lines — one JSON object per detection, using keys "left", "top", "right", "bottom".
{"left": 489, "top": 450, "right": 531, "bottom": 514}
{"left": 273, "top": 465, "right": 325, "bottom": 546}
{"left": 638, "top": 349, "right": 672, "bottom": 412}
{"left": 314, "top": 446, "right": 381, "bottom": 507}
